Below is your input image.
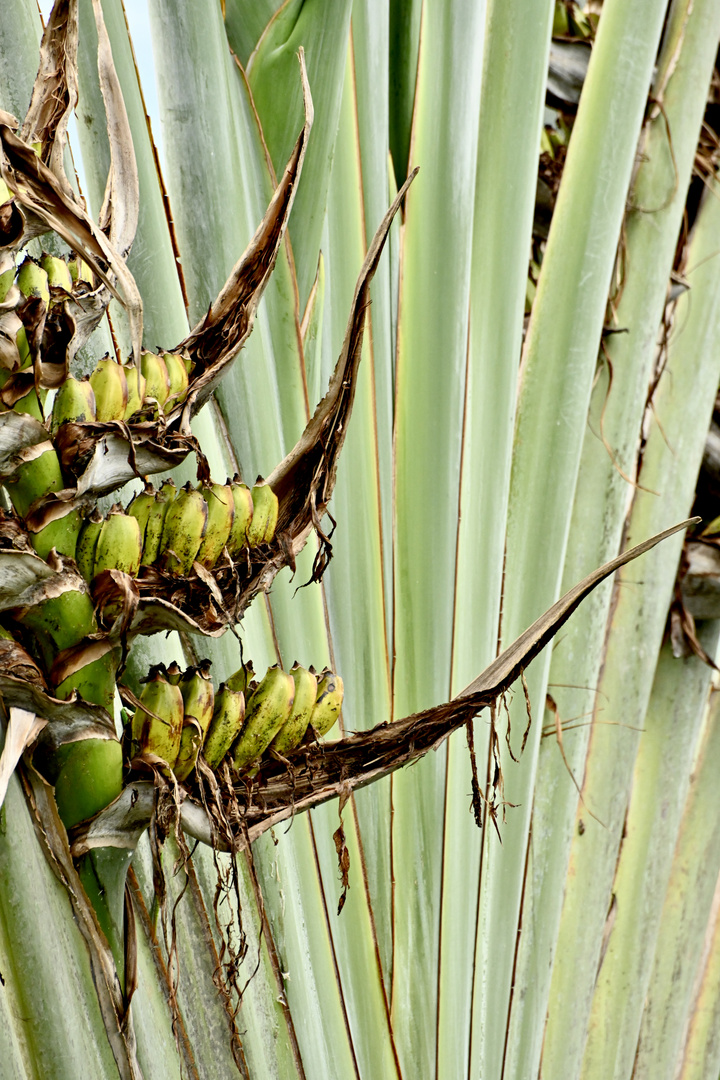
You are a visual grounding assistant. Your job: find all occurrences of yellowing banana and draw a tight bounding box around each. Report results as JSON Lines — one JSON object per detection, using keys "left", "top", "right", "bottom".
{"left": 246, "top": 479, "right": 279, "bottom": 547}
{"left": 17, "top": 257, "right": 49, "bottom": 303}
{"left": 122, "top": 362, "right": 146, "bottom": 420}
{"left": 270, "top": 663, "right": 318, "bottom": 755}
{"left": 50, "top": 375, "right": 96, "bottom": 433}
{"left": 140, "top": 350, "right": 170, "bottom": 410}
{"left": 309, "top": 670, "right": 344, "bottom": 738}
{"left": 90, "top": 355, "right": 128, "bottom": 422}
{"left": 163, "top": 351, "right": 189, "bottom": 409}
{"left": 227, "top": 476, "right": 254, "bottom": 557}
{"left": 40, "top": 253, "right": 73, "bottom": 293}
{"left": 231, "top": 665, "right": 295, "bottom": 772}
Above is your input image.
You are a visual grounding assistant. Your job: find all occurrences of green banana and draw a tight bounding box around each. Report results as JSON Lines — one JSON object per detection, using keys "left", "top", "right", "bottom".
{"left": 227, "top": 476, "right": 254, "bottom": 556}
{"left": 174, "top": 661, "right": 215, "bottom": 781}
{"left": 92, "top": 506, "right": 142, "bottom": 578}
{"left": 14, "top": 573, "right": 97, "bottom": 668}
{"left": 68, "top": 255, "right": 93, "bottom": 285}
{"left": 76, "top": 509, "right": 104, "bottom": 581}
{"left": 140, "top": 350, "right": 170, "bottom": 410}
{"left": 126, "top": 484, "right": 155, "bottom": 546}
{"left": 29, "top": 502, "right": 83, "bottom": 562}
{"left": 226, "top": 660, "right": 255, "bottom": 693}
{"left": 165, "top": 350, "right": 193, "bottom": 377}
{"left": 40, "top": 253, "right": 73, "bottom": 293}
{"left": 5, "top": 442, "right": 64, "bottom": 517}
{"left": 17, "top": 257, "right": 49, "bottom": 303}
{"left": 163, "top": 351, "right": 189, "bottom": 408}
{"left": 196, "top": 482, "right": 234, "bottom": 569}
{"left": 159, "top": 482, "right": 208, "bottom": 574}
{"left": 246, "top": 478, "right": 279, "bottom": 547}
{"left": 130, "top": 665, "right": 184, "bottom": 766}
{"left": 309, "top": 669, "right": 344, "bottom": 738}
{"left": 12, "top": 385, "right": 44, "bottom": 422}
{"left": 202, "top": 684, "right": 245, "bottom": 769}
{"left": 166, "top": 660, "right": 183, "bottom": 685}
{"left": 52, "top": 640, "right": 121, "bottom": 715}
{"left": 231, "top": 665, "right": 295, "bottom": 772}
{"left": 270, "top": 664, "right": 318, "bottom": 755}
{"left": 52, "top": 737, "right": 123, "bottom": 830}
{"left": 141, "top": 481, "right": 175, "bottom": 565}
{"left": 90, "top": 355, "right": 128, "bottom": 422}
{"left": 50, "top": 375, "right": 96, "bottom": 433}
{"left": 0, "top": 252, "right": 16, "bottom": 304}
{"left": 122, "top": 362, "right": 146, "bottom": 420}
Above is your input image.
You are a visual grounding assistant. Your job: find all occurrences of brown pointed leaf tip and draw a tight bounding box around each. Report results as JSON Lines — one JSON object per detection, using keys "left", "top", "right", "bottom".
{"left": 166, "top": 519, "right": 696, "bottom": 852}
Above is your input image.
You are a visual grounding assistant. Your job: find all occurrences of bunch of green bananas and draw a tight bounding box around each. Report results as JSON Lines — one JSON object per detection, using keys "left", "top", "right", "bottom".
{"left": 78, "top": 473, "right": 280, "bottom": 579}
{"left": 49, "top": 348, "right": 194, "bottom": 427}
{"left": 125, "top": 657, "right": 344, "bottom": 782}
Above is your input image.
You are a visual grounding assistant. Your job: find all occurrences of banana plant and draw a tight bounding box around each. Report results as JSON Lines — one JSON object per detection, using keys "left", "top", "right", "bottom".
{"left": 1, "top": 1, "right": 720, "bottom": 1079}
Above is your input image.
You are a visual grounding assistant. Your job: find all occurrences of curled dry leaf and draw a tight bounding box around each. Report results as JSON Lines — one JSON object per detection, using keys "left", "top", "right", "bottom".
{"left": 0, "top": 707, "right": 47, "bottom": 812}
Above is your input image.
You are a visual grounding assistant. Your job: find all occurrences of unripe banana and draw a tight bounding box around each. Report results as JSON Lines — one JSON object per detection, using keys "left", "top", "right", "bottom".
{"left": 246, "top": 479, "right": 279, "bottom": 547}
{"left": 92, "top": 506, "right": 142, "bottom": 578}
{"left": 15, "top": 576, "right": 97, "bottom": 668}
{"left": 130, "top": 665, "right": 184, "bottom": 766}
{"left": 231, "top": 665, "right": 295, "bottom": 772}
{"left": 40, "top": 253, "right": 73, "bottom": 293}
{"left": 122, "top": 362, "right": 146, "bottom": 420}
{"left": 271, "top": 664, "right": 318, "bottom": 755}
{"left": 166, "top": 660, "right": 183, "bottom": 685}
{"left": 5, "top": 441, "right": 63, "bottom": 517}
{"left": 227, "top": 476, "right": 254, "bottom": 556}
{"left": 309, "top": 670, "right": 344, "bottom": 738}
{"left": 76, "top": 509, "right": 103, "bottom": 581}
{"left": 174, "top": 661, "right": 215, "bottom": 780}
{"left": 126, "top": 484, "right": 155, "bottom": 546}
{"left": 90, "top": 355, "right": 128, "bottom": 422}
{"left": 52, "top": 640, "right": 122, "bottom": 715}
{"left": 166, "top": 350, "right": 193, "bottom": 376}
{"left": 17, "top": 257, "right": 49, "bottom": 303}
{"left": 50, "top": 375, "right": 96, "bottom": 433}
{"left": 141, "top": 481, "right": 176, "bottom": 566}
{"left": 163, "top": 351, "right": 189, "bottom": 408}
{"left": 140, "top": 350, "right": 170, "bottom": 410}
{"left": 52, "top": 737, "right": 123, "bottom": 829}
{"left": 202, "top": 684, "right": 245, "bottom": 769}
{"left": 159, "top": 482, "right": 208, "bottom": 575}
{"left": 0, "top": 253, "right": 16, "bottom": 304}
{"left": 12, "top": 385, "right": 44, "bottom": 423}
{"left": 196, "top": 482, "right": 234, "bottom": 569}
{"left": 68, "top": 255, "right": 93, "bottom": 286}
{"left": 29, "top": 502, "right": 83, "bottom": 562}
{"left": 226, "top": 660, "right": 255, "bottom": 693}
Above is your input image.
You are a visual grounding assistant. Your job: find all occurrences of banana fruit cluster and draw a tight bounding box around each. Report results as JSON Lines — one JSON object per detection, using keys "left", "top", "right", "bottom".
{"left": 74, "top": 474, "right": 279, "bottom": 583}
{"left": 50, "top": 349, "right": 193, "bottom": 428}
{"left": 127, "top": 658, "right": 344, "bottom": 781}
